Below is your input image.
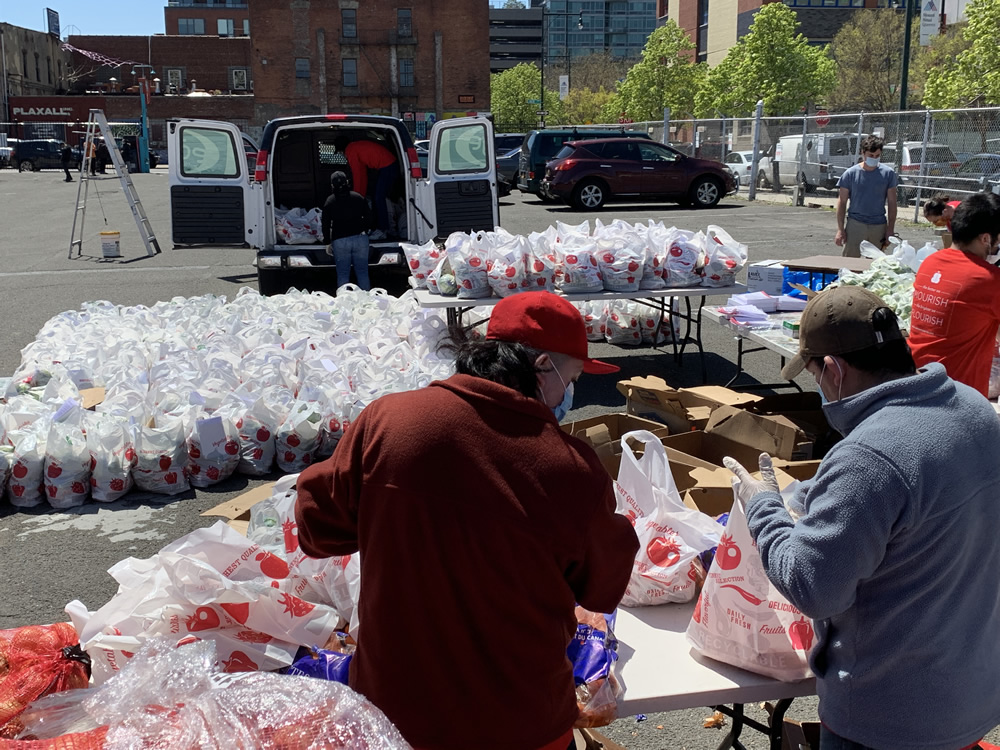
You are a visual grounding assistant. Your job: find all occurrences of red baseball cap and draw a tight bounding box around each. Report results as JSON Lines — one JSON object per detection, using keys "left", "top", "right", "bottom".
{"left": 486, "top": 291, "right": 619, "bottom": 374}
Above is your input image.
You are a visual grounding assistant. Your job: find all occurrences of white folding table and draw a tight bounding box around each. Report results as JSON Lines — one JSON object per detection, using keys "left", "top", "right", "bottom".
{"left": 616, "top": 601, "right": 816, "bottom": 750}
{"left": 414, "top": 285, "right": 746, "bottom": 383}
{"left": 702, "top": 307, "right": 804, "bottom": 392}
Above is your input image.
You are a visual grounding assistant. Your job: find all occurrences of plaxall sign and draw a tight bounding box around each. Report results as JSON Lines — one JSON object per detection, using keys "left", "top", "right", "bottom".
{"left": 10, "top": 97, "right": 106, "bottom": 123}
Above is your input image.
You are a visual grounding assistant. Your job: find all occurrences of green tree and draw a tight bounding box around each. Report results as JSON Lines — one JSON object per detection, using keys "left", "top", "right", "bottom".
{"left": 543, "top": 52, "right": 635, "bottom": 95}
{"left": 489, "top": 63, "right": 564, "bottom": 131}
{"left": 601, "top": 20, "right": 706, "bottom": 122}
{"left": 912, "top": 22, "right": 969, "bottom": 104}
{"left": 502, "top": 0, "right": 527, "bottom": 8}
{"left": 695, "top": 3, "right": 836, "bottom": 117}
{"left": 922, "top": 0, "right": 1000, "bottom": 108}
{"left": 562, "top": 86, "right": 615, "bottom": 124}
{"left": 828, "top": 10, "right": 921, "bottom": 112}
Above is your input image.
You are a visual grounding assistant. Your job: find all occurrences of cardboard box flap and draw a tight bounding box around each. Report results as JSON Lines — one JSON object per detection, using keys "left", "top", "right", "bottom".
{"left": 79, "top": 387, "right": 105, "bottom": 410}
{"left": 615, "top": 376, "right": 691, "bottom": 433}
{"left": 679, "top": 385, "right": 761, "bottom": 409}
{"left": 202, "top": 482, "right": 276, "bottom": 523}
{"left": 705, "top": 406, "right": 807, "bottom": 461}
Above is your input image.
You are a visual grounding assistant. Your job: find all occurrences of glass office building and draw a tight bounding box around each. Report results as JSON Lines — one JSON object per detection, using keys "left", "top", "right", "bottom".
{"left": 536, "top": 0, "right": 656, "bottom": 61}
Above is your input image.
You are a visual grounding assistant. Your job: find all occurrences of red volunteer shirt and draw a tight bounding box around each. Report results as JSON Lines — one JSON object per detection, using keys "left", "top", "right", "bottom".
{"left": 909, "top": 248, "right": 1000, "bottom": 396}
{"left": 345, "top": 140, "right": 396, "bottom": 195}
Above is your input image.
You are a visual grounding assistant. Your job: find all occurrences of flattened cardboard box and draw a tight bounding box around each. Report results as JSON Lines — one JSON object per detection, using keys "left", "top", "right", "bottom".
{"left": 705, "top": 405, "right": 813, "bottom": 461}
{"left": 616, "top": 376, "right": 760, "bottom": 433}
{"left": 562, "top": 413, "right": 670, "bottom": 477}
{"left": 201, "top": 481, "right": 276, "bottom": 535}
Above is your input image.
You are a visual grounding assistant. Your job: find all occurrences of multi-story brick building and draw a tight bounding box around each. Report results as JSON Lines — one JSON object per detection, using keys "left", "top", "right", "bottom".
{"left": 249, "top": 0, "right": 491, "bottom": 129}
{"left": 1, "top": 23, "right": 75, "bottom": 123}
{"left": 163, "top": 0, "right": 251, "bottom": 37}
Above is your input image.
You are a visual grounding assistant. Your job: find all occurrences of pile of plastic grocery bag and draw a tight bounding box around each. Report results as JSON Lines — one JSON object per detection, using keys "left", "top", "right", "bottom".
{"left": 402, "top": 219, "right": 748, "bottom": 299}
{"left": 0, "top": 287, "right": 454, "bottom": 508}
{"left": 5, "top": 637, "right": 410, "bottom": 749}
{"left": 274, "top": 207, "right": 323, "bottom": 245}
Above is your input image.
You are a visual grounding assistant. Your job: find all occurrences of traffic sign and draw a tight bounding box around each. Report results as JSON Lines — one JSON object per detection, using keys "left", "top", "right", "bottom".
{"left": 815, "top": 110, "right": 830, "bottom": 127}
{"left": 527, "top": 99, "right": 541, "bottom": 105}
{"left": 536, "top": 110, "right": 549, "bottom": 116}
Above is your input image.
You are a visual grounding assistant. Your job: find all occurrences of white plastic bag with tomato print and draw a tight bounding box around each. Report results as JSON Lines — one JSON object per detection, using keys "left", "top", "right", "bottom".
{"left": 87, "top": 414, "right": 135, "bottom": 503}
{"left": 133, "top": 413, "right": 189, "bottom": 495}
{"left": 614, "top": 430, "right": 722, "bottom": 606}
{"left": 685, "top": 491, "right": 814, "bottom": 682}
{"left": 446, "top": 232, "right": 491, "bottom": 300}
{"left": 702, "top": 225, "right": 748, "bottom": 288}
{"left": 596, "top": 234, "right": 644, "bottom": 292}
{"left": 44, "top": 411, "right": 91, "bottom": 509}
{"left": 276, "top": 400, "right": 322, "bottom": 473}
{"left": 186, "top": 412, "right": 241, "bottom": 488}
{"left": 400, "top": 239, "right": 440, "bottom": 289}
{"left": 557, "top": 240, "right": 604, "bottom": 294}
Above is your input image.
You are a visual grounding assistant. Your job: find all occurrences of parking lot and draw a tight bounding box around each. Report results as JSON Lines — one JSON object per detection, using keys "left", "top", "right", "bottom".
{"left": 0, "top": 166, "right": 957, "bottom": 748}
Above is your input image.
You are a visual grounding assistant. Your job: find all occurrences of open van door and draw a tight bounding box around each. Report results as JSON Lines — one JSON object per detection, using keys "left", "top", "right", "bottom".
{"left": 167, "top": 119, "right": 256, "bottom": 246}
{"left": 421, "top": 116, "right": 498, "bottom": 238}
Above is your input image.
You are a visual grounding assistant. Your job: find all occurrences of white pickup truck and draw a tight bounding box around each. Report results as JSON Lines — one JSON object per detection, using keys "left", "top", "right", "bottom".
{"left": 167, "top": 114, "right": 499, "bottom": 295}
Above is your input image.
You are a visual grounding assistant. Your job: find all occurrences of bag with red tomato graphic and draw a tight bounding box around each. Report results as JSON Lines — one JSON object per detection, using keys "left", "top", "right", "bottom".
{"left": 639, "top": 223, "right": 669, "bottom": 291}
{"left": 524, "top": 234, "right": 558, "bottom": 292}
{"left": 557, "top": 240, "right": 603, "bottom": 294}
{"left": 701, "top": 225, "right": 748, "bottom": 289}
{"left": 614, "top": 431, "right": 723, "bottom": 606}
{"left": 665, "top": 229, "right": 707, "bottom": 287}
{"left": 185, "top": 413, "right": 241, "bottom": 489}
{"left": 132, "top": 413, "right": 189, "bottom": 496}
{"left": 43, "top": 415, "right": 91, "bottom": 510}
{"left": 400, "top": 239, "right": 440, "bottom": 289}
{"left": 276, "top": 400, "right": 322, "bottom": 473}
{"left": 7, "top": 426, "right": 48, "bottom": 509}
{"left": 596, "top": 234, "right": 645, "bottom": 292}
{"left": 638, "top": 301, "right": 681, "bottom": 345}
{"left": 446, "top": 232, "right": 491, "bottom": 300}
{"left": 577, "top": 301, "right": 609, "bottom": 342}
{"left": 604, "top": 301, "right": 643, "bottom": 346}
{"left": 233, "top": 389, "right": 287, "bottom": 476}
{"left": 86, "top": 415, "right": 135, "bottom": 503}
{"left": 487, "top": 244, "right": 528, "bottom": 298}
{"left": 685, "top": 494, "right": 814, "bottom": 682}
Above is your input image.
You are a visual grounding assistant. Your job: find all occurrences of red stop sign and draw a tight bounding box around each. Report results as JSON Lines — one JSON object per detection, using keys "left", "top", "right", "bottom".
{"left": 815, "top": 110, "right": 830, "bottom": 127}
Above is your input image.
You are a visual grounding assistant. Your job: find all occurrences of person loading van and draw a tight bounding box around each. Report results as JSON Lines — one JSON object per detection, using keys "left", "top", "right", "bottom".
{"left": 834, "top": 135, "right": 898, "bottom": 258}
{"left": 322, "top": 171, "right": 373, "bottom": 291}
{"left": 335, "top": 136, "right": 397, "bottom": 241}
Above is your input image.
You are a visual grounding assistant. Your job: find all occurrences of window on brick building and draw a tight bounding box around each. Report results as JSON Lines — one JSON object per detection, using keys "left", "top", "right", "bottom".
{"left": 166, "top": 68, "right": 184, "bottom": 92}
{"left": 34, "top": 53, "right": 40, "bottom": 82}
{"left": 342, "top": 9, "right": 357, "bottom": 38}
{"left": 243, "top": 19, "right": 250, "bottom": 35}
{"left": 397, "top": 8, "right": 412, "bottom": 38}
{"left": 57, "top": 60, "right": 63, "bottom": 84}
{"left": 46, "top": 57, "right": 52, "bottom": 84}
{"left": 178, "top": 18, "right": 205, "bottom": 34}
{"left": 399, "top": 57, "right": 414, "bottom": 88}
{"left": 218, "top": 18, "right": 235, "bottom": 36}
{"left": 296, "top": 58, "right": 311, "bottom": 78}
{"left": 696, "top": 0, "right": 708, "bottom": 62}
{"left": 231, "top": 68, "right": 249, "bottom": 90}
{"left": 343, "top": 58, "right": 358, "bottom": 87}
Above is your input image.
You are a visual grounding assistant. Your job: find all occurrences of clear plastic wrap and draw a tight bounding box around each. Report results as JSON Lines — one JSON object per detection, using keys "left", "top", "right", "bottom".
{"left": 16, "top": 637, "right": 411, "bottom": 749}
{"left": 570, "top": 608, "right": 622, "bottom": 728}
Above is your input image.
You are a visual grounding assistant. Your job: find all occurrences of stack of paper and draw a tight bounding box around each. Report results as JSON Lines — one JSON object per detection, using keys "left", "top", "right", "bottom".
{"left": 776, "top": 295, "right": 807, "bottom": 312}
{"left": 726, "top": 291, "right": 778, "bottom": 313}
{"left": 716, "top": 305, "right": 770, "bottom": 325}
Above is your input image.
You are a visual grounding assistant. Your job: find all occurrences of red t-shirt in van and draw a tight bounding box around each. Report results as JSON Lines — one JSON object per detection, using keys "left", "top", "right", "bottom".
{"left": 909, "top": 248, "right": 1000, "bottom": 396}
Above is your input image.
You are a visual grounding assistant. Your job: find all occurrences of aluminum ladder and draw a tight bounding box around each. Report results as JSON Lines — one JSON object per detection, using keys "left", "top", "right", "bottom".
{"left": 68, "top": 109, "right": 162, "bottom": 259}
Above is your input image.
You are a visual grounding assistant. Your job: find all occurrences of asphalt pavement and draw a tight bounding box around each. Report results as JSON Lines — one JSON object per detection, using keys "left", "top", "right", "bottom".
{"left": 1, "top": 167, "right": 982, "bottom": 749}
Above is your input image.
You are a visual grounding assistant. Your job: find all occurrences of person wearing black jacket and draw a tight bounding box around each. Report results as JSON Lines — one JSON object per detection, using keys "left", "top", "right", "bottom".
{"left": 60, "top": 143, "right": 73, "bottom": 182}
{"left": 322, "top": 171, "right": 374, "bottom": 291}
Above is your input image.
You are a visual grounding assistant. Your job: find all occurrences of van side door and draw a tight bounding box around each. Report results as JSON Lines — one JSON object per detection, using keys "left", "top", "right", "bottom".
{"left": 421, "top": 117, "right": 498, "bottom": 238}
{"left": 167, "top": 119, "right": 256, "bottom": 246}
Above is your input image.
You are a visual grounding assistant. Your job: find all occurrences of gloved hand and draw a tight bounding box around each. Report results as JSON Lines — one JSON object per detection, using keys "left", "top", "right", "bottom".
{"left": 723, "top": 453, "right": 779, "bottom": 507}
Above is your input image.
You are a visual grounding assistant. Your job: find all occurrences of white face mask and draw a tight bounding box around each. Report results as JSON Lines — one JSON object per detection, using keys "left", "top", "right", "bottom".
{"left": 864, "top": 156, "right": 880, "bottom": 168}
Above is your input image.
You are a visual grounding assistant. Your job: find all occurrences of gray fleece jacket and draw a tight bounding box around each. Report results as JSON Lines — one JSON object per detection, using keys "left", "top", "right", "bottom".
{"left": 746, "top": 363, "right": 1000, "bottom": 750}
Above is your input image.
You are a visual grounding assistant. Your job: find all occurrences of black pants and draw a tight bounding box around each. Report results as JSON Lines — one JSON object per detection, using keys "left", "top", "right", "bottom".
{"left": 63, "top": 164, "right": 72, "bottom": 180}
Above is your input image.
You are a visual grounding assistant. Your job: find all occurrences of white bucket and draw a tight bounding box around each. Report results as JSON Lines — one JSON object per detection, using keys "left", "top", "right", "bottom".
{"left": 100, "top": 231, "right": 121, "bottom": 258}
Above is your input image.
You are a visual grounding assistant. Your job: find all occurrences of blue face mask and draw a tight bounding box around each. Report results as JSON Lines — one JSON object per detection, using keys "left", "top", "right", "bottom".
{"left": 551, "top": 367, "right": 575, "bottom": 422}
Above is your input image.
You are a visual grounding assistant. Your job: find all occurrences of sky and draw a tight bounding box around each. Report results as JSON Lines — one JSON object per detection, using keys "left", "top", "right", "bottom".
{"left": 5, "top": 0, "right": 525, "bottom": 37}
{"left": 6, "top": 1, "right": 173, "bottom": 36}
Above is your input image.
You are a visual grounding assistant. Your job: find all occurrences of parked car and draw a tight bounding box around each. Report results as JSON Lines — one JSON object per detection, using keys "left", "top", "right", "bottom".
{"left": 167, "top": 114, "right": 498, "bottom": 296}
{"left": 11, "top": 139, "right": 80, "bottom": 172}
{"left": 494, "top": 132, "right": 524, "bottom": 154}
{"left": 496, "top": 146, "right": 520, "bottom": 186}
{"left": 938, "top": 153, "right": 1000, "bottom": 196}
{"left": 723, "top": 150, "right": 759, "bottom": 189}
{"left": 541, "top": 137, "right": 736, "bottom": 210}
{"left": 880, "top": 141, "right": 960, "bottom": 200}
{"left": 0, "top": 145, "right": 12, "bottom": 168}
{"left": 518, "top": 127, "right": 652, "bottom": 201}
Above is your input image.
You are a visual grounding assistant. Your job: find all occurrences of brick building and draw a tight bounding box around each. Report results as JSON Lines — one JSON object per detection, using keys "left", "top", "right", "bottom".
{"left": 1, "top": 23, "right": 75, "bottom": 123}
{"left": 249, "top": 0, "right": 491, "bottom": 129}
{"left": 68, "top": 35, "right": 253, "bottom": 95}
{"left": 164, "top": 0, "right": 251, "bottom": 37}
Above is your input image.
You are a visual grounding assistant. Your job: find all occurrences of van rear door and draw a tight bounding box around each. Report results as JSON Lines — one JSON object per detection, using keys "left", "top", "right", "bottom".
{"left": 420, "top": 117, "right": 498, "bottom": 238}
{"left": 167, "top": 119, "right": 255, "bottom": 246}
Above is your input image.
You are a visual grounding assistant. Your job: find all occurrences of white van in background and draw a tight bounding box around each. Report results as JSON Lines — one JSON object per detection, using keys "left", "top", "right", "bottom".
{"left": 773, "top": 132, "right": 867, "bottom": 191}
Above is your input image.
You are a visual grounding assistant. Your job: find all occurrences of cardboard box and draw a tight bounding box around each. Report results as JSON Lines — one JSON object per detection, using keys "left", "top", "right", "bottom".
{"left": 660, "top": 430, "right": 765, "bottom": 474}
{"left": 79, "top": 387, "right": 105, "bottom": 410}
{"left": 705, "top": 405, "right": 814, "bottom": 461}
{"left": 674, "top": 462, "right": 800, "bottom": 517}
{"left": 746, "top": 259, "right": 786, "bottom": 295}
{"left": 562, "top": 413, "right": 670, "bottom": 477}
{"left": 201, "top": 481, "right": 276, "bottom": 535}
{"left": 616, "top": 376, "right": 759, "bottom": 433}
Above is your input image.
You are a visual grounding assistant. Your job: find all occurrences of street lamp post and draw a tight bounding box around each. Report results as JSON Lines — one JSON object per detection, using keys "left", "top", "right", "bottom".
{"left": 131, "top": 63, "right": 155, "bottom": 173}
{"left": 539, "top": 2, "right": 583, "bottom": 129}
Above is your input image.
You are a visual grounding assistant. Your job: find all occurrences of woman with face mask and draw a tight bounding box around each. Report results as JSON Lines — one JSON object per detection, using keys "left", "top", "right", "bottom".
{"left": 833, "top": 135, "right": 899, "bottom": 258}
{"left": 293, "top": 291, "right": 639, "bottom": 750}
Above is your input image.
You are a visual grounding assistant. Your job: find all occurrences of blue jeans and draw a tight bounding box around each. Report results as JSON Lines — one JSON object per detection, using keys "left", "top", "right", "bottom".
{"left": 330, "top": 233, "right": 370, "bottom": 290}
{"left": 374, "top": 164, "right": 397, "bottom": 232}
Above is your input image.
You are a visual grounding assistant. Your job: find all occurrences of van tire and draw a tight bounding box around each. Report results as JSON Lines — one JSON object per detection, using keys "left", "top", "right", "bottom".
{"left": 573, "top": 179, "right": 608, "bottom": 210}
{"left": 689, "top": 176, "right": 723, "bottom": 208}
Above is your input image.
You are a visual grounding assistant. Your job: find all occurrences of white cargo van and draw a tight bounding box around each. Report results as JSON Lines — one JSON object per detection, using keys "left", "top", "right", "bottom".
{"left": 167, "top": 114, "right": 498, "bottom": 295}
{"left": 773, "top": 132, "right": 866, "bottom": 191}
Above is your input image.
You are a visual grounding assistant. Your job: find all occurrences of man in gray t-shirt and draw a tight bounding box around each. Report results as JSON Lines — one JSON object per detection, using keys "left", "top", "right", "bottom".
{"left": 834, "top": 135, "right": 898, "bottom": 258}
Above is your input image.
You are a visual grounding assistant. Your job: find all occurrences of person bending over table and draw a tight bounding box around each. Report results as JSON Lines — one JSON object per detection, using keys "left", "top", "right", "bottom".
{"left": 909, "top": 192, "right": 1000, "bottom": 397}
{"left": 725, "top": 285, "right": 1000, "bottom": 750}
{"left": 923, "top": 193, "right": 962, "bottom": 231}
{"left": 294, "top": 291, "right": 639, "bottom": 750}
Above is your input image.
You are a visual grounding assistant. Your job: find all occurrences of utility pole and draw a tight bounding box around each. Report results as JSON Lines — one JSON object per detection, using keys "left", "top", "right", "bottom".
{"left": 899, "top": 0, "right": 915, "bottom": 110}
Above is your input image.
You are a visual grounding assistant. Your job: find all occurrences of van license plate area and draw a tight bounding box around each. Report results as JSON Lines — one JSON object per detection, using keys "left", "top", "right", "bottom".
{"left": 378, "top": 253, "right": 401, "bottom": 265}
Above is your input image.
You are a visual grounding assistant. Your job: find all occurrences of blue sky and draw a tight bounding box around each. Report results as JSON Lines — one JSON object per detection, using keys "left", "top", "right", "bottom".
{"left": 5, "top": 1, "right": 522, "bottom": 37}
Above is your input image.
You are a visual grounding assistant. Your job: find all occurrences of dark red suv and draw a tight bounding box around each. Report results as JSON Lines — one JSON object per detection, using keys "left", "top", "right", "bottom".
{"left": 541, "top": 138, "right": 737, "bottom": 210}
